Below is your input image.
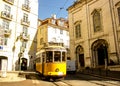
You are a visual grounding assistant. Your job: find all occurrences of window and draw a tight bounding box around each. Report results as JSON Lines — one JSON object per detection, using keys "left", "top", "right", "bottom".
{"left": 23, "top": 13, "right": 28, "bottom": 22}
{"left": 75, "top": 24, "right": 81, "bottom": 38}
{"left": 24, "top": 0, "right": 29, "bottom": 6}
{"left": 54, "top": 51, "right": 61, "bottom": 62}
{"left": 2, "top": 20, "right": 9, "bottom": 30}
{"left": 3, "top": 38, "right": 7, "bottom": 45}
{"left": 0, "top": 38, "right": 8, "bottom": 45}
{"left": 52, "top": 19, "right": 56, "bottom": 24}
{"left": 46, "top": 51, "right": 53, "bottom": 62}
{"left": 92, "top": 10, "right": 102, "bottom": 32}
{"left": 23, "top": 26, "right": 28, "bottom": 36}
{"left": 0, "top": 38, "right": 3, "bottom": 45}
{"left": 60, "top": 29, "right": 63, "bottom": 34}
{"left": 36, "top": 57, "right": 41, "bottom": 63}
{"left": 22, "top": 41, "right": 27, "bottom": 48}
{"left": 5, "top": 5, "right": 11, "bottom": 14}
{"left": 59, "top": 20, "right": 64, "bottom": 26}
{"left": 40, "top": 38, "right": 43, "bottom": 45}
{"left": 117, "top": 7, "right": 120, "bottom": 24}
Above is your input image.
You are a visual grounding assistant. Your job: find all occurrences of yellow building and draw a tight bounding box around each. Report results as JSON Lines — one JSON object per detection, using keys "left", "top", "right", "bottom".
{"left": 68, "top": 0, "right": 120, "bottom": 70}
{"left": 0, "top": 0, "right": 38, "bottom": 71}
{"left": 37, "top": 16, "right": 70, "bottom": 57}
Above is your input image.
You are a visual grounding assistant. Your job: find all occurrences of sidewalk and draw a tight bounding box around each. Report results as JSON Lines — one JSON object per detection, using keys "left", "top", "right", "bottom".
{"left": 0, "top": 71, "right": 26, "bottom": 82}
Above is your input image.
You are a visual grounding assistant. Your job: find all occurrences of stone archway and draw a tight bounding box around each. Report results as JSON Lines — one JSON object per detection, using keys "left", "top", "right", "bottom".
{"left": 91, "top": 39, "right": 108, "bottom": 68}
{"left": 21, "top": 58, "right": 27, "bottom": 70}
{"left": 76, "top": 45, "right": 85, "bottom": 69}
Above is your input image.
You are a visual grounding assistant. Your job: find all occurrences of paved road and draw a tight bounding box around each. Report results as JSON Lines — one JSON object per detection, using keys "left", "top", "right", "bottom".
{"left": 0, "top": 73, "right": 120, "bottom": 86}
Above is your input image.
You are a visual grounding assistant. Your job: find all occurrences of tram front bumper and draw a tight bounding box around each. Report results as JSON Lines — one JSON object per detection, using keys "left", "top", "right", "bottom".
{"left": 47, "top": 72, "right": 65, "bottom": 76}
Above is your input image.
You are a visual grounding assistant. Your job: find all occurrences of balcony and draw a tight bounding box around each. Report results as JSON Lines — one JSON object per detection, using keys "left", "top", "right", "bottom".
{"left": 22, "top": 4, "right": 30, "bottom": 12}
{"left": 21, "top": 19, "right": 30, "bottom": 27}
{"left": 3, "top": 0, "right": 14, "bottom": 5}
{"left": 4, "top": 29, "right": 11, "bottom": 37}
{"left": 20, "top": 33, "right": 29, "bottom": 41}
{"left": 1, "top": 11, "right": 12, "bottom": 21}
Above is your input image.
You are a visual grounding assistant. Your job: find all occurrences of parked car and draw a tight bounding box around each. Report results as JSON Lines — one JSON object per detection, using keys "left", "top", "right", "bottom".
{"left": 67, "top": 60, "right": 76, "bottom": 73}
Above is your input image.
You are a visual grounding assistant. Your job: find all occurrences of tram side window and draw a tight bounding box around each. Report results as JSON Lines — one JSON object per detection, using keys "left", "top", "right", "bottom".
{"left": 46, "top": 51, "right": 53, "bottom": 62}
{"left": 36, "top": 57, "right": 41, "bottom": 63}
{"left": 54, "top": 51, "right": 61, "bottom": 62}
{"left": 36, "top": 58, "right": 38, "bottom": 63}
{"left": 42, "top": 52, "right": 45, "bottom": 62}
{"left": 62, "top": 52, "right": 66, "bottom": 61}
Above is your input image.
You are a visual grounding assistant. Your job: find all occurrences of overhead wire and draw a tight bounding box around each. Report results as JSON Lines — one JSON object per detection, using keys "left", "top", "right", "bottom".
{"left": 56, "top": 0, "right": 69, "bottom": 17}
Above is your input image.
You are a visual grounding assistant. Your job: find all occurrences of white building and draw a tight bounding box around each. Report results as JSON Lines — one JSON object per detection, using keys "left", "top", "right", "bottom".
{"left": 37, "top": 16, "right": 70, "bottom": 57}
{"left": 0, "top": 0, "right": 38, "bottom": 71}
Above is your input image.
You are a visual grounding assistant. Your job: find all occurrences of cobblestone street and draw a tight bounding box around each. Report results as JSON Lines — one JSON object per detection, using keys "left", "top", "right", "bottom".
{"left": 0, "top": 71, "right": 120, "bottom": 86}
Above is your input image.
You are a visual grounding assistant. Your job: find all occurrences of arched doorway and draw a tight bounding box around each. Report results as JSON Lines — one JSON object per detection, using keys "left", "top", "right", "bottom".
{"left": 76, "top": 45, "right": 85, "bottom": 69}
{"left": 91, "top": 39, "right": 108, "bottom": 68}
{"left": 0, "top": 56, "right": 8, "bottom": 71}
{"left": 21, "top": 58, "right": 27, "bottom": 70}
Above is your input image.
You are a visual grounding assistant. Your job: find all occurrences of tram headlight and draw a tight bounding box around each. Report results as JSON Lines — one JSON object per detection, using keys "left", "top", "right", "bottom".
{"left": 55, "top": 68, "right": 59, "bottom": 72}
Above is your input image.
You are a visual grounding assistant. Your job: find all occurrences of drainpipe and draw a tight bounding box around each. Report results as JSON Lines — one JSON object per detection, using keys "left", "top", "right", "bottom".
{"left": 109, "top": 0, "right": 120, "bottom": 64}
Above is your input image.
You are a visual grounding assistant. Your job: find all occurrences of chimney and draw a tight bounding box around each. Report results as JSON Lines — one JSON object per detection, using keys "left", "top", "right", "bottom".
{"left": 51, "top": 14, "right": 56, "bottom": 19}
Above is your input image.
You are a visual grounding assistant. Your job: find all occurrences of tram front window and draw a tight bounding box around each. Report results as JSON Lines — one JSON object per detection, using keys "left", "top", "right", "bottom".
{"left": 54, "top": 51, "right": 61, "bottom": 62}
{"left": 46, "top": 51, "right": 53, "bottom": 62}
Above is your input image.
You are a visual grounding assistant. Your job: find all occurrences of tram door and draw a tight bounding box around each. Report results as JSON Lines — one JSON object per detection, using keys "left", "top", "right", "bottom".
{"left": 42, "top": 57, "right": 44, "bottom": 74}
{"left": 97, "top": 46, "right": 108, "bottom": 65}
{"left": 21, "top": 58, "right": 27, "bottom": 70}
{"left": 79, "top": 54, "right": 85, "bottom": 67}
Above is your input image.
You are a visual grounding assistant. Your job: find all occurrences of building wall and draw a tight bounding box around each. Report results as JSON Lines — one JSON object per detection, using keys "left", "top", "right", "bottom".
{"left": 68, "top": 0, "right": 120, "bottom": 69}
{"left": 0, "top": 0, "right": 38, "bottom": 71}
{"left": 37, "top": 24, "right": 47, "bottom": 51}
{"left": 37, "top": 17, "right": 70, "bottom": 57}
{"left": 47, "top": 26, "right": 69, "bottom": 48}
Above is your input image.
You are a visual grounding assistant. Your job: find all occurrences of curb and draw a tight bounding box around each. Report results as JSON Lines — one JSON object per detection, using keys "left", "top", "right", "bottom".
{"left": 0, "top": 72, "right": 26, "bottom": 82}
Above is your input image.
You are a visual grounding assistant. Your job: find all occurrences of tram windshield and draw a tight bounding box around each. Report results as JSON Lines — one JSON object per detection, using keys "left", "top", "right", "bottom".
{"left": 46, "top": 51, "right": 66, "bottom": 62}
{"left": 54, "top": 51, "right": 61, "bottom": 62}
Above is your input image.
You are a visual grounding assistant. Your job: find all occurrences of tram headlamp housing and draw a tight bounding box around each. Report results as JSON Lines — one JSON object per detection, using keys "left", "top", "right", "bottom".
{"left": 55, "top": 68, "right": 59, "bottom": 72}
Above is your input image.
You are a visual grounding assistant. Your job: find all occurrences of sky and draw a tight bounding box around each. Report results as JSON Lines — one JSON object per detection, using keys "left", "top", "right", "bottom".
{"left": 38, "top": 0, "right": 75, "bottom": 20}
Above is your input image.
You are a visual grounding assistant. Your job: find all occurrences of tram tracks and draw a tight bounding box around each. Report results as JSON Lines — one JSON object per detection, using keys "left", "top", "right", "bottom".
{"left": 52, "top": 80, "right": 119, "bottom": 86}
{"left": 76, "top": 73, "right": 120, "bottom": 86}
{"left": 88, "top": 80, "right": 120, "bottom": 86}
{"left": 57, "top": 80, "right": 119, "bottom": 86}
{"left": 52, "top": 81, "right": 73, "bottom": 86}
{"left": 27, "top": 72, "right": 120, "bottom": 86}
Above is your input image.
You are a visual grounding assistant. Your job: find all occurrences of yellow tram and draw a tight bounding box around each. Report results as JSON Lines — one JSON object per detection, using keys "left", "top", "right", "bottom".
{"left": 35, "top": 43, "right": 67, "bottom": 80}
